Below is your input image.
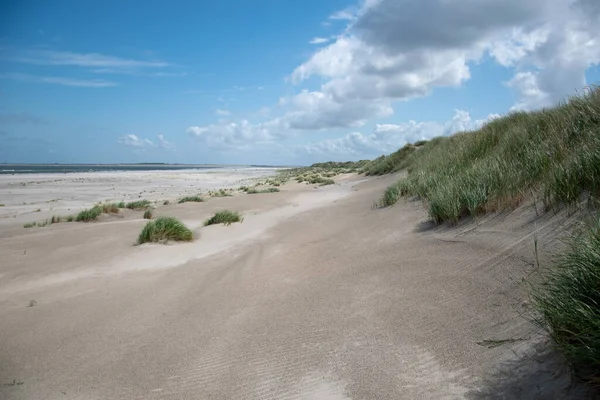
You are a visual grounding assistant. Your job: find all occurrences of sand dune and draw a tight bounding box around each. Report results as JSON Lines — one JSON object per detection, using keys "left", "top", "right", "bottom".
{"left": 0, "top": 172, "right": 593, "bottom": 399}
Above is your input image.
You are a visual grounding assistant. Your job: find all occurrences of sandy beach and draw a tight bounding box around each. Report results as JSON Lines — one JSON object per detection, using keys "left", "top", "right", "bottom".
{"left": 0, "top": 170, "right": 592, "bottom": 399}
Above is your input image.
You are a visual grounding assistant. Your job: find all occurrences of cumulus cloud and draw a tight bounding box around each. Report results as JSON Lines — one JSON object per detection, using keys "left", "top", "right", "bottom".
{"left": 118, "top": 134, "right": 154, "bottom": 148}
{"left": 157, "top": 134, "right": 175, "bottom": 151}
{"left": 287, "top": 0, "right": 600, "bottom": 126}
{"left": 187, "top": 119, "right": 278, "bottom": 151}
{"left": 118, "top": 133, "right": 175, "bottom": 151}
{"left": 298, "top": 110, "right": 500, "bottom": 157}
{"left": 187, "top": 0, "right": 600, "bottom": 158}
{"left": 215, "top": 109, "right": 231, "bottom": 116}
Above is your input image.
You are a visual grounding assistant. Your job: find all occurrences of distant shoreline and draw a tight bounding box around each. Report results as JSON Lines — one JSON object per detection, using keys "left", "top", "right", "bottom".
{"left": 0, "top": 163, "right": 294, "bottom": 175}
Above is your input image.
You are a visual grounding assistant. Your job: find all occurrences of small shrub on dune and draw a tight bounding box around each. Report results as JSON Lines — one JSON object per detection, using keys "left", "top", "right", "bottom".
{"left": 163, "top": 200, "right": 170, "bottom": 205}
{"left": 143, "top": 209, "right": 153, "bottom": 219}
{"left": 319, "top": 178, "right": 335, "bottom": 186}
{"left": 76, "top": 206, "right": 103, "bottom": 222}
{"left": 204, "top": 210, "right": 243, "bottom": 226}
{"left": 137, "top": 216, "right": 193, "bottom": 244}
{"left": 23, "top": 222, "right": 36, "bottom": 228}
{"left": 178, "top": 195, "right": 204, "bottom": 203}
{"left": 117, "top": 201, "right": 126, "bottom": 208}
{"left": 126, "top": 200, "right": 152, "bottom": 210}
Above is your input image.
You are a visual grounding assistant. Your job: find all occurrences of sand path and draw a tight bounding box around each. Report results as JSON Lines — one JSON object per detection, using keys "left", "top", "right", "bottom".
{"left": 0, "top": 174, "right": 592, "bottom": 399}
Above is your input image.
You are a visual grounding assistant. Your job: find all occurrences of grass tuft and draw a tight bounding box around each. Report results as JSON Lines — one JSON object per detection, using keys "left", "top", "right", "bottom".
{"left": 101, "top": 203, "right": 120, "bottom": 214}
{"left": 137, "top": 216, "right": 193, "bottom": 244}
{"left": 23, "top": 222, "right": 36, "bottom": 228}
{"left": 178, "top": 195, "right": 204, "bottom": 203}
{"left": 246, "top": 187, "right": 280, "bottom": 194}
{"left": 76, "top": 206, "right": 103, "bottom": 222}
{"left": 204, "top": 210, "right": 243, "bottom": 226}
{"left": 143, "top": 209, "right": 153, "bottom": 219}
{"left": 126, "top": 200, "right": 152, "bottom": 210}
{"left": 532, "top": 218, "right": 600, "bottom": 381}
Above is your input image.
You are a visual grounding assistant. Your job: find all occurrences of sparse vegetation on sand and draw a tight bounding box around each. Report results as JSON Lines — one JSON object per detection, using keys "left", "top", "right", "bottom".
{"left": 246, "top": 187, "right": 280, "bottom": 194}
{"left": 379, "top": 87, "right": 600, "bottom": 223}
{"left": 532, "top": 218, "right": 600, "bottom": 382}
{"left": 209, "top": 189, "right": 233, "bottom": 197}
{"left": 137, "top": 216, "right": 193, "bottom": 244}
{"left": 143, "top": 209, "right": 153, "bottom": 219}
{"left": 76, "top": 206, "right": 103, "bottom": 222}
{"left": 101, "top": 203, "right": 120, "bottom": 214}
{"left": 178, "top": 195, "right": 204, "bottom": 203}
{"left": 126, "top": 200, "right": 152, "bottom": 210}
{"left": 204, "top": 210, "right": 243, "bottom": 226}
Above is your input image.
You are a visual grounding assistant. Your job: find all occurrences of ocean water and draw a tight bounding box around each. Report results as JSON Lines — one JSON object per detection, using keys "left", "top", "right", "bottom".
{"left": 0, "top": 164, "right": 257, "bottom": 174}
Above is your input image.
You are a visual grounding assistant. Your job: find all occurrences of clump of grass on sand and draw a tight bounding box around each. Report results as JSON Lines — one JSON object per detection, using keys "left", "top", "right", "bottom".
{"left": 126, "top": 200, "right": 152, "bottom": 210}
{"left": 76, "top": 206, "right": 103, "bottom": 222}
{"left": 532, "top": 218, "right": 600, "bottom": 382}
{"left": 204, "top": 210, "right": 243, "bottom": 226}
{"left": 23, "top": 222, "right": 37, "bottom": 228}
{"left": 137, "top": 216, "right": 193, "bottom": 244}
{"left": 209, "top": 189, "right": 233, "bottom": 197}
{"left": 143, "top": 209, "right": 153, "bottom": 219}
{"left": 101, "top": 203, "right": 120, "bottom": 214}
{"left": 246, "top": 187, "right": 280, "bottom": 194}
{"left": 178, "top": 195, "right": 204, "bottom": 204}
{"left": 117, "top": 201, "right": 126, "bottom": 208}
{"left": 379, "top": 87, "right": 600, "bottom": 223}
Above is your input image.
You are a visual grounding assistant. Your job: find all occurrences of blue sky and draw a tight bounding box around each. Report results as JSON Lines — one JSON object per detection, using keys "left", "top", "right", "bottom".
{"left": 1, "top": 0, "right": 599, "bottom": 165}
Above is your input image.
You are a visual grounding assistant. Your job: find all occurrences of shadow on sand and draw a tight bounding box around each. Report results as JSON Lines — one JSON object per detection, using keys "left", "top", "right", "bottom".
{"left": 466, "top": 339, "right": 599, "bottom": 400}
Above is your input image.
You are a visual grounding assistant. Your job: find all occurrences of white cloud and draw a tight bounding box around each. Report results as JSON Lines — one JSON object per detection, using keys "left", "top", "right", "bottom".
{"left": 215, "top": 109, "right": 231, "bottom": 116}
{"left": 298, "top": 110, "right": 500, "bottom": 157}
{"left": 9, "top": 49, "right": 169, "bottom": 69}
{"left": 309, "top": 37, "right": 330, "bottom": 45}
{"left": 185, "top": 0, "right": 600, "bottom": 158}
{"left": 0, "top": 72, "right": 117, "bottom": 87}
{"left": 117, "top": 133, "right": 176, "bottom": 151}
{"left": 187, "top": 119, "right": 277, "bottom": 151}
{"left": 118, "top": 134, "right": 154, "bottom": 148}
{"left": 157, "top": 134, "right": 175, "bottom": 151}
{"left": 329, "top": 7, "right": 357, "bottom": 21}
{"left": 286, "top": 0, "right": 600, "bottom": 127}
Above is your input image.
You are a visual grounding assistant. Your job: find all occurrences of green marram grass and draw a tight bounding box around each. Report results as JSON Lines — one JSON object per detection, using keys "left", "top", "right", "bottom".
{"left": 246, "top": 187, "right": 280, "bottom": 194}
{"left": 137, "top": 216, "right": 193, "bottom": 244}
{"left": 76, "top": 206, "right": 103, "bottom": 222}
{"left": 532, "top": 218, "right": 600, "bottom": 382}
{"left": 178, "top": 195, "right": 204, "bottom": 203}
{"left": 126, "top": 200, "right": 152, "bottom": 210}
{"left": 143, "top": 209, "right": 153, "bottom": 219}
{"left": 204, "top": 210, "right": 243, "bottom": 226}
{"left": 379, "top": 87, "right": 600, "bottom": 224}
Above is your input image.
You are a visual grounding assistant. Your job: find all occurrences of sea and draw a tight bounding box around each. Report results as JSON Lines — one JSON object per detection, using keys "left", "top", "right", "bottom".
{"left": 0, "top": 164, "right": 281, "bottom": 175}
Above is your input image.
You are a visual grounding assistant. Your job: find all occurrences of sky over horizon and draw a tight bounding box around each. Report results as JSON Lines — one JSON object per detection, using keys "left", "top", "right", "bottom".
{"left": 1, "top": 0, "right": 600, "bottom": 165}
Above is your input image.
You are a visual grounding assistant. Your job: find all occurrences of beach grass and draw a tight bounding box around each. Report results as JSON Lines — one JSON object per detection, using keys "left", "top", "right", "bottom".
{"left": 126, "top": 200, "right": 152, "bottom": 210}
{"left": 204, "top": 210, "right": 243, "bottom": 226}
{"left": 532, "top": 217, "right": 600, "bottom": 381}
{"left": 378, "top": 86, "right": 600, "bottom": 223}
{"left": 178, "top": 195, "right": 204, "bottom": 203}
{"left": 76, "top": 206, "right": 103, "bottom": 222}
{"left": 137, "top": 216, "right": 193, "bottom": 244}
{"left": 246, "top": 187, "right": 280, "bottom": 194}
{"left": 101, "top": 203, "right": 120, "bottom": 214}
{"left": 143, "top": 209, "right": 153, "bottom": 219}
